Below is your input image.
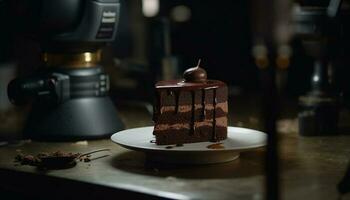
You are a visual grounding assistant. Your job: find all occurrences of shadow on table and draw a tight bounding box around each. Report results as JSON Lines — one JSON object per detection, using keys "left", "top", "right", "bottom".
{"left": 110, "top": 149, "right": 271, "bottom": 179}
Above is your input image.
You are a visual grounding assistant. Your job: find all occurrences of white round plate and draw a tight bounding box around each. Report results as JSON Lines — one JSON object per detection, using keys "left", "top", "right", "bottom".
{"left": 111, "top": 126, "right": 267, "bottom": 164}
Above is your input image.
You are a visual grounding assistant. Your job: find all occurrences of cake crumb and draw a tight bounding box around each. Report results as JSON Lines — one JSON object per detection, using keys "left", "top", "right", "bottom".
{"left": 207, "top": 143, "right": 225, "bottom": 149}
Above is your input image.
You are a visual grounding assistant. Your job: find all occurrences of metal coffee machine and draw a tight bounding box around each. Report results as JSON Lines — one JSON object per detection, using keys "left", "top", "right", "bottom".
{"left": 5, "top": 0, "right": 124, "bottom": 141}
{"left": 293, "top": 0, "right": 350, "bottom": 136}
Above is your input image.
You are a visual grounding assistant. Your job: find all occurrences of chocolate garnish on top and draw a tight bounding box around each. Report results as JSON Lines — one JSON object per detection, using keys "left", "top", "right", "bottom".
{"left": 183, "top": 59, "right": 207, "bottom": 83}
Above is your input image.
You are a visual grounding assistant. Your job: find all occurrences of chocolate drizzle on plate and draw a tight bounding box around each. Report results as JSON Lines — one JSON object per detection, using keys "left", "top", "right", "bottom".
{"left": 164, "top": 144, "right": 184, "bottom": 149}
{"left": 207, "top": 143, "right": 224, "bottom": 149}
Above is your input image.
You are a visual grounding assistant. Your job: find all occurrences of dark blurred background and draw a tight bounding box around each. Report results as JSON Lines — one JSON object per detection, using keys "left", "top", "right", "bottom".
{"left": 1, "top": 0, "right": 333, "bottom": 103}
{"left": 109, "top": 0, "right": 316, "bottom": 99}
{"left": 1, "top": 0, "right": 350, "bottom": 139}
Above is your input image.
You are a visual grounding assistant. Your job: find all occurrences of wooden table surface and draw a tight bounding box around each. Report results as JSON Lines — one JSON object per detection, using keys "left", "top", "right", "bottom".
{"left": 1, "top": 94, "right": 350, "bottom": 200}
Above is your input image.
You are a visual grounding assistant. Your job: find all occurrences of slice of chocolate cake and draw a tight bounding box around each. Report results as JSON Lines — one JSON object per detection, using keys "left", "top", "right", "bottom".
{"left": 153, "top": 62, "right": 228, "bottom": 145}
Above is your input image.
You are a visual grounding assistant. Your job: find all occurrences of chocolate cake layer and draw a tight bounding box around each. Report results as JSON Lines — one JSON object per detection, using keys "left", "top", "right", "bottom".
{"left": 154, "top": 116, "right": 227, "bottom": 132}
{"left": 160, "top": 101, "right": 228, "bottom": 114}
{"left": 155, "top": 104, "right": 227, "bottom": 125}
{"left": 155, "top": 84, "right": 227, "bottom": 107}
{"left": 154, "top": 126, "right": 227, "bottom": 145}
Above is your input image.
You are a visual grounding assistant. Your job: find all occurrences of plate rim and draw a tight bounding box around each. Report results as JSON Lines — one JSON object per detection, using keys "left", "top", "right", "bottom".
{"left": 111, "top": 126, "right": 267, "bottom": 153}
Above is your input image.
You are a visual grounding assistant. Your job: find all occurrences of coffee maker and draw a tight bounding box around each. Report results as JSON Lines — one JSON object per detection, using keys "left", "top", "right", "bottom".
{"left": 5, "top": 0, "right": 124, "bottom": 141}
